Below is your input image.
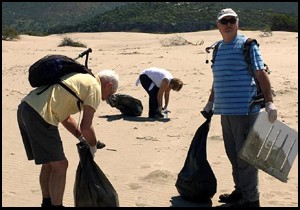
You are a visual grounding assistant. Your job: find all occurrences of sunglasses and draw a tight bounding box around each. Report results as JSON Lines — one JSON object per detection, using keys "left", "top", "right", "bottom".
{"left": 219, "top": 18, "right": 237, "bottom": 25}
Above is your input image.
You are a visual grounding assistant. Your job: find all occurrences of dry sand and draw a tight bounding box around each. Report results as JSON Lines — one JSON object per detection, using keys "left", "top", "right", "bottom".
{"left": 2, "top": 30, "right": 298, "bottom": 207}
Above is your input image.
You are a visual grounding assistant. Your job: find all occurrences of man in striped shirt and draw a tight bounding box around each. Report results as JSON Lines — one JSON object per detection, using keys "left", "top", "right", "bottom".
{"left": 203, "top": 8, "right": 277, "bottom": 207}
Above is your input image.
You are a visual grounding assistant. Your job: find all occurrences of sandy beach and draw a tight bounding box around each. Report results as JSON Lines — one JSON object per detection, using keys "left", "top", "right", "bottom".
{"left": 2, "top": 30, "right": 298, "bottom": 207}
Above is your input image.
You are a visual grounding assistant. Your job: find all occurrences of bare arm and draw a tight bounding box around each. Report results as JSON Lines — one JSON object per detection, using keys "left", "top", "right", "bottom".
{"left": 208, "top": 83, "right": 214, "bottom": 102}
{"left": 256, "top": 69, "right": 277, "bottom": 123}
{"left": 203, "top": 83, "right": 215, "bottom": 113}
{"left": 255, "top": 70, "right": 273, "bottom": 103}
{"left": 61, "top": 105, "right": 97, "bottom": 147}
{"left": 157, "top": 78, "right": 169, "bottom": 112}
{"left": 164, "top": 88, "right": 171, "bottom": 109}
{"left": 61, "top": 115, "right": 81, "bottom": 139}
{"left": 80, "top": 105, "right": 97, "bottom": 147}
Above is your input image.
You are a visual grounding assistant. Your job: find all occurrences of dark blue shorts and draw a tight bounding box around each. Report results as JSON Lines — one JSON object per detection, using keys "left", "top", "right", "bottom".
{"left": 17, "top": 101, "right": 66, "bottom": 165}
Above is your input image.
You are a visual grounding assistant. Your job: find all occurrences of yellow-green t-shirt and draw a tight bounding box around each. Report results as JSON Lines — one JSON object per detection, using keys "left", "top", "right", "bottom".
{"left": 23, "top": 73, "right": 101, "bottom": 126}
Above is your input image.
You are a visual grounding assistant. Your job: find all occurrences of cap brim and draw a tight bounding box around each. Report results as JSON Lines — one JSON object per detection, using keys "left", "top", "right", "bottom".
{"left": 218, "top": 14, "right": 238, "bottom": 20}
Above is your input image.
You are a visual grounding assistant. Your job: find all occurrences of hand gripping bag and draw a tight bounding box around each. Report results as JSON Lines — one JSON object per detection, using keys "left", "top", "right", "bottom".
{"left": 74, "top": 141, "right": 119, "bottom": 207}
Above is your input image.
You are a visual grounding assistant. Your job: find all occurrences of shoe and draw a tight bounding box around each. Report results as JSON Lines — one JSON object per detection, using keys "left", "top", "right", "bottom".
{"left": 219, "top": 190, "right": 243, "bottom": 203}
{"left": 149, "top": 113, "right": 164, "bottom": 118}
{"left": 228, "top": 198, "right": 260, "bottom": 207}
{"left": 96, "top": 140, "right": 106, "bottom": 149}
{"left": 41, "top": 204, "right": 52, "bottom": 207}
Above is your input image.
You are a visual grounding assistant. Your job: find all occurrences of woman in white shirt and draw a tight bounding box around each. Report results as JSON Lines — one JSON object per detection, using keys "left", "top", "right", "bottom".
{"left": 136, "top": 67, "right": 183, "bottom": 118}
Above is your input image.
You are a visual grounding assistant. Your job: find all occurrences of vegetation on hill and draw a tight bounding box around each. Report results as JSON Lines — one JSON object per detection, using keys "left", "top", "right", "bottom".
{"left": 2, "top": 2, "right": 132, "bottom": 35}
{"left": 2, "top": 2, "right": 298, "bottom": 37}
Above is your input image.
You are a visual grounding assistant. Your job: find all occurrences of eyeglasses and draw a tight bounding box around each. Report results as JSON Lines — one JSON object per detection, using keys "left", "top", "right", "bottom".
{"left": 219, "top": 18, "right": 237, "bottom": 25}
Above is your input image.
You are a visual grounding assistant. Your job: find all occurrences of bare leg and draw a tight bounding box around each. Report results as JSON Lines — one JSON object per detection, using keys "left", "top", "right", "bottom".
{"left": 40, "top": 163, "right": 52, "bottom": 199}
{"left": 49, "top": 159, "right": 68, "bottom": 206}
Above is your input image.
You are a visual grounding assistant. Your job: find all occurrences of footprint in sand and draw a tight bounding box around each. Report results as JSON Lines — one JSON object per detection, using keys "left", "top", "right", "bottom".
{"left": 140, "top": 164, "right": 151, "bottom": 169}
{"left": 128, "top": 183, "right": 142, "bottom": 190}
{"left": 136, "top": 136, "right": 158, "bottom": 141}
{"left": 2, "top": 191, "right": 16, "bottom": 197}
{"left": 262, "top": 192, "right": 275, "bottom": 199}
{"left": 209, "top": 135, "right": 223, "bottom": 141}
{"left": 139, "top": 170, "right": 176, "bottom": 184}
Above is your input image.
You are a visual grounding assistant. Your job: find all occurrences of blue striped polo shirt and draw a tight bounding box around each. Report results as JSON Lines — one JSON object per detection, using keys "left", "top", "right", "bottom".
{"left": 212, "top": 34, "right": 265, "bottom": 115}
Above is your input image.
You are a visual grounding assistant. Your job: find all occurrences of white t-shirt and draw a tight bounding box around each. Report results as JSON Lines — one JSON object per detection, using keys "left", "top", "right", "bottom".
{"left": 138, "top": 67, "right": 173, "bottom": 88}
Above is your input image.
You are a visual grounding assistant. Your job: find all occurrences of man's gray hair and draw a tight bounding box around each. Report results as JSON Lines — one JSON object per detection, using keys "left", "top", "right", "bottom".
{"left": 97, "top": 69, "right": 119, "bottom": 92}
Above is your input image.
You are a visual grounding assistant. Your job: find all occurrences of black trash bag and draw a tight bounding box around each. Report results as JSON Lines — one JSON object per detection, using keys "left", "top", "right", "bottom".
{"left": 74, "top": 141, "right": 119, "bottom": 207}
{"left": 175, "top": 111, "right": 217, "bottom": 202}
{"left": 106, "top": 93, "right": 143, "bottom": 116}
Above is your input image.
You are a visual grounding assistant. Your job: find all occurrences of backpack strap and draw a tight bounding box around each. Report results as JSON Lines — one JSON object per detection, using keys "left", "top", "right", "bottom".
{"left": 211, "top": 41, "right": 222, "bottom": 64}
{"left": 243, "top": 38, "right": 258, "bottom": 75}
{"left": 244, "top": 38, "right": 268, "bottom": 111}
{"left": 244, "top": 39, "right": 259, "bottom": 80}
{"left": 58, "top": 81, "right": 83, "bottom": 112}
{"left": 36, "top": 81, "right": 83, "bottom": 112}
{"left": 36, "top": 84, "right": 52, "bottom": 95}
{"left": 243, "top": 38, "right": 263, "bottom": 91}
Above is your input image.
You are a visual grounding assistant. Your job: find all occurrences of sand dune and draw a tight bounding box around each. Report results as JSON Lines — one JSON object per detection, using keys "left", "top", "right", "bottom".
{"left": 2, "top": 30, "right": 298, "bottom": 207}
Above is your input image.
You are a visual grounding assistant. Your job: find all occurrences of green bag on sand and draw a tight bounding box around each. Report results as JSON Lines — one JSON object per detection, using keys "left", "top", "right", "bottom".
{"left": 74, "top": 141, "right": 119, "bottom": 207}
